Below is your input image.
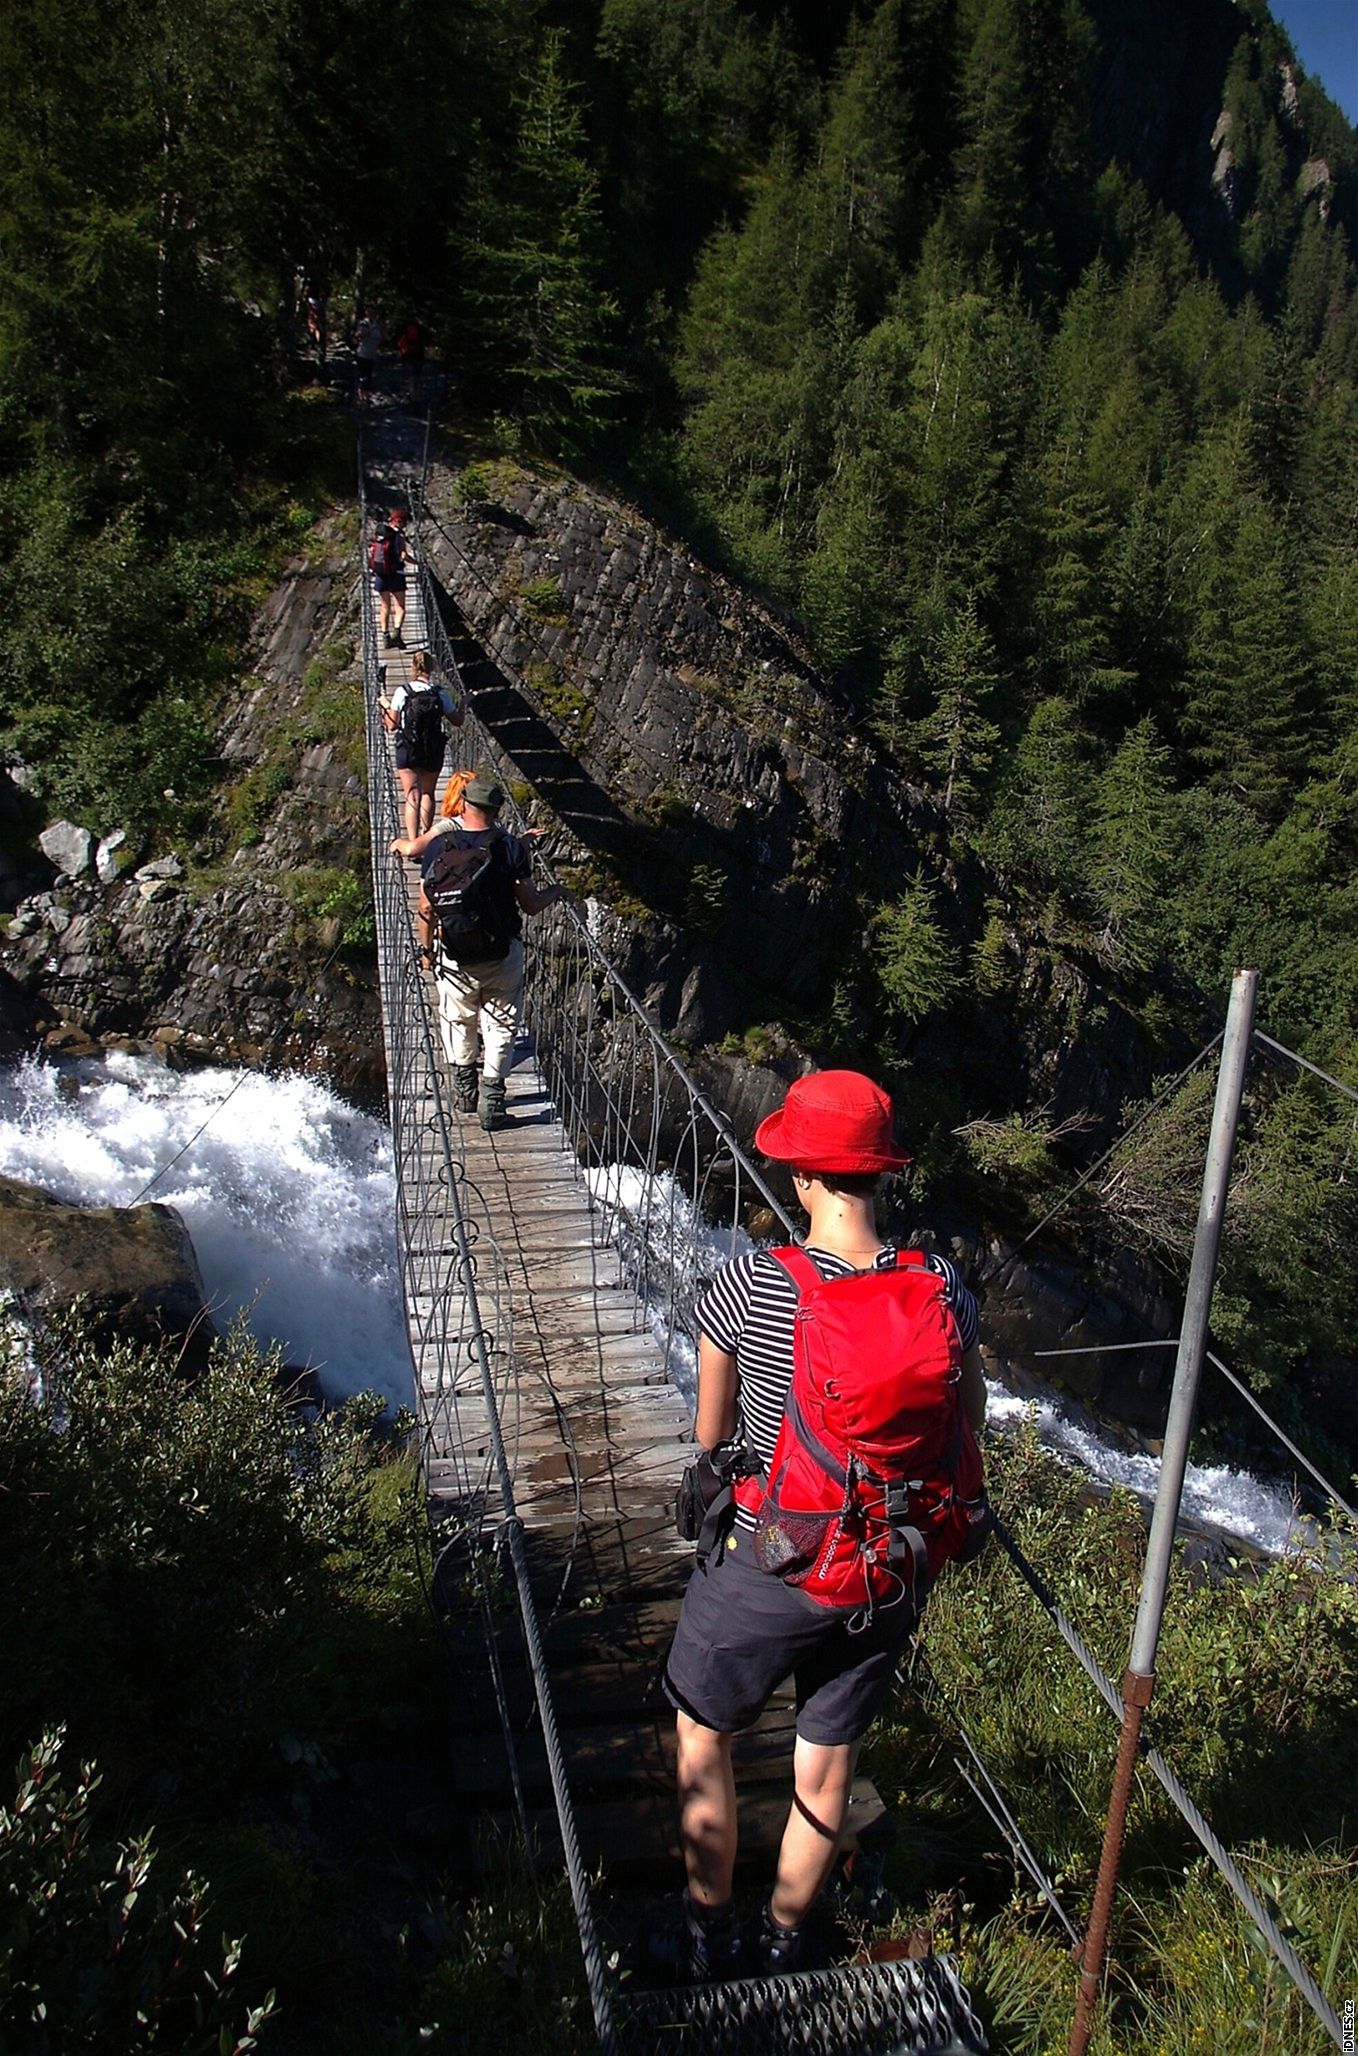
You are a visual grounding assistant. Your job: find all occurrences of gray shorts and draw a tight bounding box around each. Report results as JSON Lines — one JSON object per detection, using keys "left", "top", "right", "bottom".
{"left": 661, "top": 1523, "right": 917, "bottom": 1746}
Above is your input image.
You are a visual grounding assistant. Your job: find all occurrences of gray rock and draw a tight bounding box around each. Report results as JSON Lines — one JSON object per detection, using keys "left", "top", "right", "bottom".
{"left": 44, "top": 904, "right": 71, "bottom": 936}
{"left": 135, "top": 854, "right": 184, "bottom": 882}
{"left": 38, "top": 821, "right": 93, "bottom": 877}
{"left": 7, "top": 761, "right": 37, "bottom": 793}
{"left": 95, "top": 830, "right": 133, "bottom": 884}
{"left": 0, "top": 1173, "right": 218, "bottom": 1375}
{"left": 139, "top": 877, "right": 179, "bottom": 903}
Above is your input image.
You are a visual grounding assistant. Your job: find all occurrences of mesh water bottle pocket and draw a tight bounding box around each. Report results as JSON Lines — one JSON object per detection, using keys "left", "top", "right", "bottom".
{"left": 751, "top": 1498, "right": 833, "bottom": 1582}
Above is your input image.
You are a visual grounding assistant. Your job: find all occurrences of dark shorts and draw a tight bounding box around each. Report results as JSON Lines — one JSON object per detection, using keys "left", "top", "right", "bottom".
{"left": 661, "top": 1523, "right": 917, "bottom": 1745}
{"left": 373, "top": 572, "right": 406, "bottom": 595}
{"left": 356, "top": 358, "right": 376, "bottom": 390}
{"left": 394, "top": 742, "right": 444, "bottom": 775}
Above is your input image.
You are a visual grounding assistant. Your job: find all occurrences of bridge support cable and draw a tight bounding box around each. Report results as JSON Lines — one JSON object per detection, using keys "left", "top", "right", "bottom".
{"left": 395, "top": 462, "right": 1354, "bottom": 2049}
{"left": 359, "top": 454, "right": 621, "bottom": 2056}
{"left": 992, "top": 1512, "right": 1345, "bottom": 2048}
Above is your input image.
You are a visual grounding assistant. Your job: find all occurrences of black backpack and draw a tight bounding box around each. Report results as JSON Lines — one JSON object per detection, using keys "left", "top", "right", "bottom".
{"left": 424, "top": 830, "right": 515, "bottom": 963}
{"left": 401, "top": 684, "right": 445, "bottom": 761}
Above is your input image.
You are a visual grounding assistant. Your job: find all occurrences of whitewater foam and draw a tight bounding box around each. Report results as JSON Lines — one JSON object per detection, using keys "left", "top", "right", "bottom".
{"left": 0, "top": 1052, "right": 409, "bottom": 1410}
{"left": 0, "top": 1054, "right": 1314, "bottom": 1552}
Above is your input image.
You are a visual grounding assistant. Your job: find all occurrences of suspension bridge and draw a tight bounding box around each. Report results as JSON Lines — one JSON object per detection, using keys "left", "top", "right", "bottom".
{"left": 358, "top": 393, "right": 1351, "bottom": 2056}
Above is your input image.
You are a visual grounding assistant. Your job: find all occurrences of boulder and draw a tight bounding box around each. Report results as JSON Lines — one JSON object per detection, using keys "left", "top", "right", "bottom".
{"left": 95, "top": 830, "right": 133, "bottom": 884}
{"left": 38, "top": 821, "right": 93, "bottom": 877}
{"left": 135, "top": 854, "right": 184, "bottom": 882}
{"left": 0, "top": 1174, "right": 218, "bottom": 1375}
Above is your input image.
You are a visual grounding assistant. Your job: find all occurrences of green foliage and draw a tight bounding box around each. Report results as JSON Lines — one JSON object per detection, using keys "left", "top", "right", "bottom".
{"left": 279, "top": 862, "right": 375, "bottom": 952}
{"left": 0, "top": 1313, "right": 423, "bottom": 1798}
{"left": 867, "top": 1425, "right": 1358, "bottom": 2053}
{"left": 456, "top": 31, "right": 624, "bottom": 456}
{"left": 872, "top": 876, "right": 958, "bottom": 1026}
{"left": 0, "top": 1730, "right": 275, "bottom": 2053}
{"left": 682, "top": 859, "right": 729, "bottom": 937}
{"left": 519, "top": 574, "right": 568, "bottom": 622}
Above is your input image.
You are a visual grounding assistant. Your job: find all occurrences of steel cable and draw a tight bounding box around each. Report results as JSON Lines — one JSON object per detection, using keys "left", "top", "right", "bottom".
{"left": 991, "top": 1513, "right": 1345, "bottom": 2047}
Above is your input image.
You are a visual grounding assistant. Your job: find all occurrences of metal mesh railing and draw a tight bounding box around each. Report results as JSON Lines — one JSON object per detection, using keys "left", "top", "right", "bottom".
{"left": 359, "top": 445, "right": 622, "bottom": 2055}
{"left": 363, "top": 431, "right": 1350, "bottom": 2052}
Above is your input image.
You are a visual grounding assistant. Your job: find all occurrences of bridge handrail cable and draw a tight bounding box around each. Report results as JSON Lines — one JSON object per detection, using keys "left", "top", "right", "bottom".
{"left": 386, "top": 443, "right": 1348, "bottom": 2049}
{"left": 359, "top": 450, "right": 620, "bottom": 2056}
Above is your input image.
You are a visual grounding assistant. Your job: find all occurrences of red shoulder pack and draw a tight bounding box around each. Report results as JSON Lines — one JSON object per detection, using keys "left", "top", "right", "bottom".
{"left": 733, "top": 1248, "right": 989, "bottom": 1617}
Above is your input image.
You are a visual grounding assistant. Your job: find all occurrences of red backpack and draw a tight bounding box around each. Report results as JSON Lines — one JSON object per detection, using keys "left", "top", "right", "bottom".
{"left": 733, "top": 1248, "right": 989, "bottom": 1617}
{"left": 368, "top": 527, "right": 402, "bottom": 578}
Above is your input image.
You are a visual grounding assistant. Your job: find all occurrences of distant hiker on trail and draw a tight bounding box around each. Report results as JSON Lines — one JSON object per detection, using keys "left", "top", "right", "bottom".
{"left": 391, "top": 775, "right": 566, "bottom": 1131}
{"left": 653, "top": 1070, "right": 988, "bottom": 1983}
{"left": 381, "top": 649, "right": 461, "bottom": 842}
{"left": 304, "top": 285, "right": 325, "bottom": 363}
{"left": 370, "top": 507, "right": 410, "bottom": 649}
{"left": 395, "top": 314, "right": 426, "bottom": 403}
{"left": 354, "top": 306, "right": 382, "bottom": 404}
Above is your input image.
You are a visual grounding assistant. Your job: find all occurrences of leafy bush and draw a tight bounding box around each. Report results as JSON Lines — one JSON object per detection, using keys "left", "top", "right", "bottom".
{"left": 0, "top": 1314, "right": 421, "bottom": 1802}
{"left": 0, "top": 1730, "right": 275, "bottom": 2054}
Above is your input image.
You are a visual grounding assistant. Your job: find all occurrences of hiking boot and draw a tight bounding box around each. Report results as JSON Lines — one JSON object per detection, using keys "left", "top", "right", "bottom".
{"left": 384, "top": 631, "right": 396, "bottom": 649}
{"left": 644, "top": 1894, "right": 744, "bottom": 1984}
{"left": 747, "top": 1897, "right": 814, "bottom": 1975}
{"left": 477, "top": 1077, "right": 506, "bottom": 1130}
{"left": 450, "top": 1062, "right": 477, "bottom": 1114}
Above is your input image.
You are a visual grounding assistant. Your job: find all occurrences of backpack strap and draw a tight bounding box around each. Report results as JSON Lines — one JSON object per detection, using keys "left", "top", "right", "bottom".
{"left": 767, "top": 1245, "right": 823, "bottom": 1296}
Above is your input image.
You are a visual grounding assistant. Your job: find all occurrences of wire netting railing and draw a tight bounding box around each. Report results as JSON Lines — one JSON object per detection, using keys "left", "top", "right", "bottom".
{"left": 361, "top": 438, "right": 1352, "bottom": 2052}
{"left": 359, "top": 448, "right": 622, "bottom": 2056}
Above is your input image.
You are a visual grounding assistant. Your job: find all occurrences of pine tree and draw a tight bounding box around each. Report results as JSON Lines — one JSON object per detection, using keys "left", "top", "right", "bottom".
{"left": 1182, "top": 484, "right": 1313, "bottom": 818}
{"left": 981, "top": 696, "right": 1090, "bottom": 899}
{"left": 456, "top": 31, "right": 621, "bottom": 455}
{"left": 1087, "top": 716, "right": 1175, "bottom": 970}
{"left": 903, "top": 594, "right": 1003, "bottom": 820}
{"left": 674, "top": 138, "right": 824, "bottom": 592}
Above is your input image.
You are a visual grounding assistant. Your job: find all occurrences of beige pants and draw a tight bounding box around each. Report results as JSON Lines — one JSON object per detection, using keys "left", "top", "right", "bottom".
{"left": 434, "top": 939, "right": 524, "bottom": 1078}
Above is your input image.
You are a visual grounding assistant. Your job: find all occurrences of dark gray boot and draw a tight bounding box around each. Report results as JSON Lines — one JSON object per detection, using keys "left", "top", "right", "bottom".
{"left": 451, "top": 1062, "right": 478, "bottom": 1113}
{"left": 477, "top": 1076, "right": 507, "bottom": 1131}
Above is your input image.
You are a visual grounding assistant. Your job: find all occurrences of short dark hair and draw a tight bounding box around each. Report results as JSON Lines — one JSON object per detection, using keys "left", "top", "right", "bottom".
{"left": 797, "top": 1168, "right": 882, "bottom": 1198}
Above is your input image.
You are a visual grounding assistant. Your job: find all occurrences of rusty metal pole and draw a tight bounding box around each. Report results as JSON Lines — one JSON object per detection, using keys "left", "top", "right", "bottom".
{"left": 1069, "top": 968, "right": 1258, "bottom": 2056}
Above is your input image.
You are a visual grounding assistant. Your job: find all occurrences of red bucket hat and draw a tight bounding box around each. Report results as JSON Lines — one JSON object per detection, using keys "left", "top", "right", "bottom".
{"left": 754, "top": 1070, "right": 911, "bottom": 1174}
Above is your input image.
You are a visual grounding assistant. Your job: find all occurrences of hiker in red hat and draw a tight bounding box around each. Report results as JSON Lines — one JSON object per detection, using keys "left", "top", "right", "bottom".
{"left": 651, "top": 1070, "right": 987, "bottom": 1982}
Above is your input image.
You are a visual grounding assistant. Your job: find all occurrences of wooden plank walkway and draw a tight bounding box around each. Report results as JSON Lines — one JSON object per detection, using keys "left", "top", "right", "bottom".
{"left": 364, "top": 419, "right": 887, "bottom": 1878}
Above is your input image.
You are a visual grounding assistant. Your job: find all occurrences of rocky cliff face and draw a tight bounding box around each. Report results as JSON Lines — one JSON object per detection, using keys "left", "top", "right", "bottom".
{"left": 1, "top": 512, "right": 386, "bottom": 1100}
{"left": 420, "top": 457, "right": 1166, "bottom": 1143}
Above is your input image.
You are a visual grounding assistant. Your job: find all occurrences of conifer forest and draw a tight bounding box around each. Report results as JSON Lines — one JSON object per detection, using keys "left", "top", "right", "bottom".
{"left": 1, "top": 2, "right": 1358, "bottom": 2048}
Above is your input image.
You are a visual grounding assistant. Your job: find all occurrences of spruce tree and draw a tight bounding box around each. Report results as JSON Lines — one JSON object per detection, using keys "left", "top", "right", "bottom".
{"left": 903, "top": 594, "right": 1003, "bottom": 821}
{"left": 1087, "top": 716, "right": 1175, "bottom": 971}
{"left": 456, "top": 30, "right": 621, "bottom": 455}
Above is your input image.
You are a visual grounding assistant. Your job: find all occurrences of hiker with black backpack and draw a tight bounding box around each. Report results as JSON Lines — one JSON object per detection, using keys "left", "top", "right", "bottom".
{"left": 370, "top": 507, "right": 410, "bottom": 649}
{"left": 381, "top": 650, "right": 461, "bottom": 842}
{"left": 391, "top": 775, "right": 566, "bottom": 1130}
{"left": 654, "top": 1070, "right": 988, "bottom": 1982}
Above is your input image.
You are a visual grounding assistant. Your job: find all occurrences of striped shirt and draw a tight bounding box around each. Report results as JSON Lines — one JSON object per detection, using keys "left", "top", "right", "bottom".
{"left": 695, "top": 1245, "right": 980, "bottom": 1525}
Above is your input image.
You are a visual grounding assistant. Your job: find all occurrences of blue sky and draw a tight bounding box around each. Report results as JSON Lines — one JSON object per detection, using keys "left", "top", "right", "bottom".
{"left": 1273, "top": 0, "right": 1357, "bottom": 122}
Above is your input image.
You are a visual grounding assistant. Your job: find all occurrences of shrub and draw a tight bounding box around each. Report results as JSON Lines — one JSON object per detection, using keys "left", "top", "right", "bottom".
{"left": 0, "top": 1313, "right": 421, "bottom": 1802}
{"left": 0, "top": 1729, "right": 275, "bottom": 2053}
